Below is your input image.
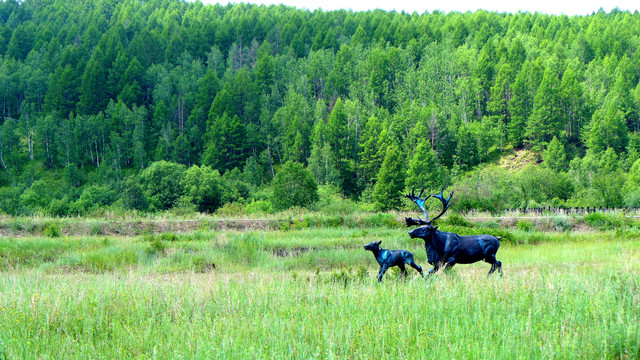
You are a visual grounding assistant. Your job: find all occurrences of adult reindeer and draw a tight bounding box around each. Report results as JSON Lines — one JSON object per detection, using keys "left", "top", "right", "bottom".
{"left": 405, "top": 188, "right": 503, "bottom": 277}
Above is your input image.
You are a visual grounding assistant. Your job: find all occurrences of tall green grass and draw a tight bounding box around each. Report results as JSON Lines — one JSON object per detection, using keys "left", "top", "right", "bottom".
{"left": 0, "top": 254, "right": 638, "bottom": 359}
{"left": 1, "top": 228, "right": 639, "bottom": 358}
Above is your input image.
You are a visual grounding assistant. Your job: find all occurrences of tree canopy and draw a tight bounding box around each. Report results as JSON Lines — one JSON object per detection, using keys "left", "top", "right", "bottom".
{"left": 1, "top": 0, "right": 640, "bottom": 214}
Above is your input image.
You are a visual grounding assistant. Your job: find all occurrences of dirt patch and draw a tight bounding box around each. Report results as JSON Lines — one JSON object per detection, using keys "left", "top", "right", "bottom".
{"left": 272, "top": 247, "right": 312, "bottom": 257}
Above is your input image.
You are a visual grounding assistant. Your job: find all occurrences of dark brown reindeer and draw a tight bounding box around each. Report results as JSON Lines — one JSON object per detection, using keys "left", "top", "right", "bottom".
{"left": 405, "top": 188, "right": 503, "bottom": 277}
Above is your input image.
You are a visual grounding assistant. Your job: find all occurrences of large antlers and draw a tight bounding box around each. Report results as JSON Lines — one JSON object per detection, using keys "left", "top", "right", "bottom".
{"left": 405, "top": 187, "right": 454, "bottom": 226}
{"left": 405, "top": 188, "right": 431, "bottom": 226}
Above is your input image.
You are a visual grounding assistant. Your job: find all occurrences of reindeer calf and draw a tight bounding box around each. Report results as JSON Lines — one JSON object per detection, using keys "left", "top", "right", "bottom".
{"left": 364, "top": 240, "right": 424, "bottom": 282}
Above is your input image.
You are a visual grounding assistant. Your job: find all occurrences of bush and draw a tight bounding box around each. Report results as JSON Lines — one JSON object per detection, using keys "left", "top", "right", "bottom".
{"left": 19, "top": 180, "right": 54, "bottom": 212}
{"left": 145, "top": 235, "right": 166, "bottom": 256}
{"left": 43, "top": 223, "right": 61, "bottom": 238}
{"left": 245, "top": 200, "right": 272, "bottom": 214}
{"left": 216, "top": 202, "right": 246, "bottom": 217}
{"left": 624, "top": 190, "right": 640, "bottom": 207}
{"left": 516, "top": 220, "right": 534, "bottom": 232}
{"left": 362, "top": 213, "right": 401, "bottom": 228}
{"left": 70, "top": 184, "right": 118, "bottom": 214}
{"left": 552, "top": 216, "right": 574, "bottom": 232}
{"left": 138, "top": 161, "right": 186, "bottom": 211}
{"left": 181, "top": 165, "right": 224, "bottom": 213}
{"left": 48, "top": 198, "right": 70, "bottom": 217}
{"left": 271, "top": 161, "right": 318, "bottom": 211}
{"left": 159, "top": 232, "right": 178, "bottom": 242}
{"left": 313, "top": 185, "right": 358, "bottom": 215}
{"left": 443, "top": 213, "right": 473, "bottom": 227}
{"left": 584, "top": 212, "right": 625, "bottom": 230}
{"left": 170, "top": 197, "right": 197, "bottom": 217}
{"left": 0, "top": 186, "right": 21, "bottom": 215}
{"left": 120, "top": 177, "right": 148, "bottom": 211}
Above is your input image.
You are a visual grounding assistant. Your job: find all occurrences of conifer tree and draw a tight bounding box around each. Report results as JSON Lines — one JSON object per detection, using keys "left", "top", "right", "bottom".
{"left": 542, "top": 136, "right": 567, "bottom": 173}
{"left": 373, "top": 146, "right": 406, "bottom": 210}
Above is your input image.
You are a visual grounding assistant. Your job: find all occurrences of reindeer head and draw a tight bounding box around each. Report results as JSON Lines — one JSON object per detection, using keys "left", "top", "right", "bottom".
{"left": 364, "top": 240, "right": 382, "bottom": 251}
{"left": 405, "top": 187, "right": 453, "bottom": 240}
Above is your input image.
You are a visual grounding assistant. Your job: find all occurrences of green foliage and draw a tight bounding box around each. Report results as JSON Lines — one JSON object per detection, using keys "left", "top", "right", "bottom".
{"left": 405, "top": 139, "right": 446, "bottom": 192}
{"left": 543, "top": 136, "right": 568, "bottom": 172}
{"left": 271, "top": 161, "right": 319, "bottom": 211}
{"left": 373, "top": 146, "right": 406, "bottom": 210}
{"left": 180, "top": 165, "right": 224, "bottom": 213}
{"left": 516, "top": 220, "right": 534, "bottom": 232}
{"left": 443, "top": 213, "right": 473, "bottom": 228}
{"left": 70, "top": 184, "right": 118, "bottom": 215}
{"left": 43, "top": 223, "right": 61, "bottom": 238}
{"left": 245, "top": 200, "right": 272, "bottom": 214}
{"left": 215, "top": 202, "right": 247, "bottom": 217}
{"left": 138, "top": 161, "right": 186, "bottom": 211}
{"left": 1, "top": 3, "right": 640, "bottom": 215}
{"left": 119, "top": 177, "right": 148, "bottom": 211}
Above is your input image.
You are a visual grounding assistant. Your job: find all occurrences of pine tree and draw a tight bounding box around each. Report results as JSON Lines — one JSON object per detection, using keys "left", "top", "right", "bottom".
{"left": 526, "top": 68, "right": 562, "bottom": 150}
{"left": 405, "top": 139, "right": 445, "bottom": 192}
{"left": 542, "top": 136, "right": 567, "bottom": 172}
{"left": 373, "top": 146, "right": 406, "bottom": 210}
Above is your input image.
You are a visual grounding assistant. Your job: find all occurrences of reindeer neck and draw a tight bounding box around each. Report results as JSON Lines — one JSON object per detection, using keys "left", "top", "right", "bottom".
{"left": 369, "top": 247, "right": 389, "bottom": 264}
{"left": 370, "top": 247, "right": 385, "bottom": 257}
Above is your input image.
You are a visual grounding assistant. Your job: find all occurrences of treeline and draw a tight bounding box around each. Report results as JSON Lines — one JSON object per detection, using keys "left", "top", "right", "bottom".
{"left": 1, "top": 0, "right": 640, "bottom": 215}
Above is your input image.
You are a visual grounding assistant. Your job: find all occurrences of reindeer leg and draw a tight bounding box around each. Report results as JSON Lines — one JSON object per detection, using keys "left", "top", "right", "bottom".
{"left": 426, "top": 265, "right": 438, "bottom": 278}
{"left": 398, "top": 264, "right": 408, "bottom": 280}
{"left": 444, "top": 258, "right": 456, "bottom": 271}
{"left": 377, "top": 264, "right": 389, "bottom": 282}
{"left": 485, "top": 255, "right": 501, "bottom": 277}
{"left": 409, "top": 260, "right": 424, "bottom": 278}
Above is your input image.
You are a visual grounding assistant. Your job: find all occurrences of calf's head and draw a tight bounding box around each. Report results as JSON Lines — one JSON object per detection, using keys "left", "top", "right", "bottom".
{"left": 364, "top": 240, "right": 382, "bottom": 251}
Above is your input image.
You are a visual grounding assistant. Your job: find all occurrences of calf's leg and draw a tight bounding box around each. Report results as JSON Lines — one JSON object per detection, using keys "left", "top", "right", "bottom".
{"left": 377, "top": 264, "right": 389, "bottom": 282}
{"left": 398, "top": 264, "right": 408, "bottom": 279}
{"left": 408, "top": 260, "right": 424, "bottom": 277}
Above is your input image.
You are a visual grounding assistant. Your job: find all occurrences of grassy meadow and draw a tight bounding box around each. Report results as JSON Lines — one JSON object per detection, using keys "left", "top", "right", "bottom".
{"left": 0, "top": 218, "right": 639, "bottom": 359}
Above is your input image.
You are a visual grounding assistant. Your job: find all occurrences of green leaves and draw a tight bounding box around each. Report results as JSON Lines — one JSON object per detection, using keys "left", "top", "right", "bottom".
{"left": 271, "top": 161, "right": 318, "bottom": 211}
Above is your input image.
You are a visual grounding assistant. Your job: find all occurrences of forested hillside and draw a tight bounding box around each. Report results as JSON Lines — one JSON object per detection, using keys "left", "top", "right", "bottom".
{"left": 1, "top": 0, "right": 640, "bottom": 215}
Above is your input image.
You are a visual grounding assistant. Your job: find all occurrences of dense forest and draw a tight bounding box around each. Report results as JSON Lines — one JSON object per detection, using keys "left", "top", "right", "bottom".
{"left": 1, "top": 0, "right": 640, "bottom": 215}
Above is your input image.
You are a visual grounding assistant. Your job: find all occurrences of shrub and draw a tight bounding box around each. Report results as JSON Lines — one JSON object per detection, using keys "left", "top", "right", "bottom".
{"left": 159, "top": 232, "right": 178, "bottom": 242}
{"left": 48, "top": 198, "right": 70, "bottom": 217}
{"left": 271, "top": 161, "right": 318, "bottom": 211}
{"left": 216, "top": 202, "right": 246, "bottom": 217}
{"left": 584, "top": 213, "right": 608, "bottom": 229}
{"left": 70, "top": 184, "right": 118, "bottom": 214}
{"left": 552, "top": 216, "right": 574, "bottom": 232}
{"left": 362, "top": 213, "right": 401, "bottom": 228}
{"left": 181, "top": 165, "right": 224, "bottom": 213}
{"left": 443, "top": 213, "right": 473, "bottom": 227}
{"left": 170, "top": 197, "right": 197, "bottom": 217}
{"left": 138, "top": 161, "right": 186, "bottom": 211}
{"left": 245, "top": 200, "right": 272, "bottom": 214}
{"left": 584, "top": 212, "right": 625, "bottom": 230}
{"left": 43, "top": 223, "right": 61, "bottom": 238}
{"left": 120, "top": 177, "right": 148, "bottom": 211}
{"left": 516, "top": 220, "right": 534, "bottom": 232}
{"left": 147, "top": 237, "right": 166, "bottom": 256}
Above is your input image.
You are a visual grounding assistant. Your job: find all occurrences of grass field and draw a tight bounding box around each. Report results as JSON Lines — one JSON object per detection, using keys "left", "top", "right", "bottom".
{"left": 1, "top": 225, "right": 639, "bottom": 359}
